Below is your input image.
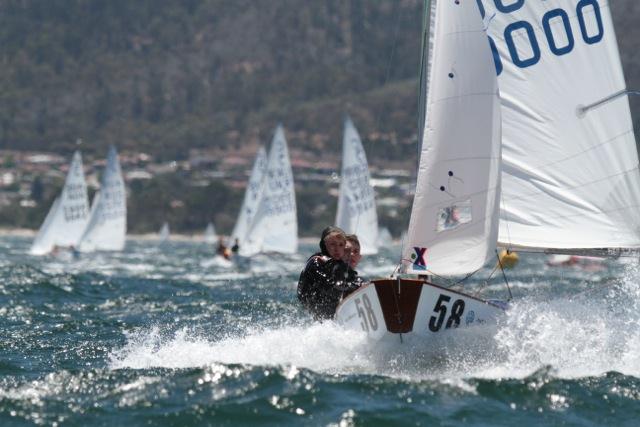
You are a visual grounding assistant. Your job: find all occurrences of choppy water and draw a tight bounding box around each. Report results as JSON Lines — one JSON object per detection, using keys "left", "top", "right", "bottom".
{"left": 1, "top": 236, "right": 640, "bottom": 426}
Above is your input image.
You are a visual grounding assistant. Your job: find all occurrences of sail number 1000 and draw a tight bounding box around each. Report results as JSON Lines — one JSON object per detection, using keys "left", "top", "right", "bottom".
{"left": 429, "top": 294, "right": 465, "bottom": 332}
{"left": 476, "top": 0, "right": 605, "bottom": 74}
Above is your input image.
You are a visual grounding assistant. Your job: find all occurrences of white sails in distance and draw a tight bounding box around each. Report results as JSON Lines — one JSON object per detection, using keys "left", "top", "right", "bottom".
{"left": 241, "top": 125, "right": 297, "bottom": 256}
{"left": 30, "top": 151, "right": 91, "bottom": 255}
{"left": 78, "top": 145, "right": 127, "bottom": 252}
{"left": 335, "top": 116, "right": 379, "bottom": 255}
{"left": 230, "top": 146, "right": 267, "bottom": 249}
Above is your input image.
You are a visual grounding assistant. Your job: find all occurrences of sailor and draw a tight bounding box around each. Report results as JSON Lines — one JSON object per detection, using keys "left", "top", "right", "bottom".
{"left": 342, "top": 234, "right": 366, "bottom": 297}
{"left": 231, "top": 238, "right": 240, "bottom": 255}
{"left": 217, "top": 237, "right": 231, "bottom": 260}
{"left": 297, "top": 226, "right": 361, "bottom": 319}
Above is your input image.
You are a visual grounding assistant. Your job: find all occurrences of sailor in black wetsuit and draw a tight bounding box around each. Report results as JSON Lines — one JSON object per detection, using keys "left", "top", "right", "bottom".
{"left": 297, "top": 227, "right": 363, "bottom": 319}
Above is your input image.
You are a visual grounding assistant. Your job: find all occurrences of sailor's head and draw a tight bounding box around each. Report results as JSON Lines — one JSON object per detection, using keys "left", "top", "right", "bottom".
{"left": 344, "top": 234, "right": 361, "bottom": 268}
{"left": 320, "top": 226, "right": 346, "bottom": 260}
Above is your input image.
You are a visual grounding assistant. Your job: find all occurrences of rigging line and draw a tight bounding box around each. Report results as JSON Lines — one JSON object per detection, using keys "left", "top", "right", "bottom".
{"left": 494, "top": 249, "right": 513, "bottom": 301}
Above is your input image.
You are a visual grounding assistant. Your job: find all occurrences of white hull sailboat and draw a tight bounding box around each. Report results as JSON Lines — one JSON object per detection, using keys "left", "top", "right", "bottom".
{"left": 30, "top": 151, "right": 90, "bottom": 256}
{"left": 337, "top": 0, "right": 505, "bottom": 342}
{"left": 338, "top": 0, "right": 640, "bottom": 343}
{"left": 335, "top": 116, "right": 379, "bottom": 255}
{"left": 78, "top": 145, "right": 127, "bottom": 252}
{"left": 241, "top": 125, "right": 298, "bottom": 256}
{"left": 230, "top": 146, "right": 267, "bottom": 254}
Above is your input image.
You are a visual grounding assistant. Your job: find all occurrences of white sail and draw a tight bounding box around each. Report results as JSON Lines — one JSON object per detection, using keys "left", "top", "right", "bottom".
{"left": 159, "top": 222, "right": 170, "bottom": 243}
{"left": 476, "top": 1, "right": 640, "bottom": 251}
{"left": 403, "top": 0, "right": 502, "bottom": 275}
{"left": 30, "top": 151, "right": 90, "bottom": 255}
{"left": 335, "top": 117, "right": 379, "bottom": 255}
{"left": 78, "top": 145, "right": 127, "bottom": 252}
{"left": 377, "top": 227, "right": 393, "bottom": 248}
{"left": 242, "top": 125, "right": 297, "bottom": 255}
{"left": 230, "top": 146, "right": 268, "bottom": 246}
{"left": 204, "top": 222, "right": 216, "bottom": 244}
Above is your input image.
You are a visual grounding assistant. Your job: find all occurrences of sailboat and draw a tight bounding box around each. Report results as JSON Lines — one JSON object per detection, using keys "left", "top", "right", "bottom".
{"left": 158, "top": 222, "right": 170, "bottom": 244}
{"left": 30, "top": 151, "right": 90, "bottom": 256}
{"left": 230, "top": 146, "right": 268, "bottom": 251}
{"left": 337, "top": 1, "right": 640, "bottom": 343}
{"left": 336, "top": 0, "right": 509, "bottom": 341}
{"left": 78, "top": 145, "right": 127, "bottom": 252}
{"left": 335, "top": 116, "right": 379, "bottom": 255}
{"left": 241, "top": 125, "right": 298, "bottom": 256}
{"left": 204, "top": 222, "right": 217, "bottom": 245}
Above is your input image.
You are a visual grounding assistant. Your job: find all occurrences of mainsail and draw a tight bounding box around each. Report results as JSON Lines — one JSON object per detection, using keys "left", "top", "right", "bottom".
{"left": 30, "top": 151, "right": 90, "bottom": 255}
{"left": 479, "top": 0, "right": 640, "bottom": 253}
{"left": 158, "top": 222, "right": 170, "bottom": 243}
{"left": 335, "top": 116, "right": 379, "bottom": 255}
{"left": 230, "top": 146, "right": 267, "bottom": 247}
{"left": 404, "top": 0, "right": 502, "bottom": 275}
{"left": 204, "top": 222, "right": 217, "bottom": 244}
{"left": 243, "top": 125, "right": 298, "bottom": 255}
{"left": 78, "top": 145, "right": 127, "bottom": 252}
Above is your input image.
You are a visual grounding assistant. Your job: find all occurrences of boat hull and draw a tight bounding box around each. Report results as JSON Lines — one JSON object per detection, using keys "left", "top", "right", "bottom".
{"left": 335, "top": 279, "right": 506, "bottom": 344}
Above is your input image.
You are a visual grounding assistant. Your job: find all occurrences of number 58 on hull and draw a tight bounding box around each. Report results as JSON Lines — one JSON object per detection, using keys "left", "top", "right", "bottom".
{"left": 335, "top": 279, "right": 506, "bottom": 344}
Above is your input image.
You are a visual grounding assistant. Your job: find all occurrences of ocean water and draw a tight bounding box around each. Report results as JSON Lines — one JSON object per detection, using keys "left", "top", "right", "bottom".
{"left": 1, "top": 235, "right": 639, "bottom": 426}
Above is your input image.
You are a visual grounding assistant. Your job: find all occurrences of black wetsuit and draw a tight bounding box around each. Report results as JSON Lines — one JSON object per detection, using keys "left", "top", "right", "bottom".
{"left": 297, "top": 255, "right": 364, "bottom": 319}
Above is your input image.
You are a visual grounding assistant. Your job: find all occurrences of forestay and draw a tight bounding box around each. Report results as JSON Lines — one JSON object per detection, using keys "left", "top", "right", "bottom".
{"left": 480, "top": 0, "right": 640, "bottom": 252}
{"left": 243, "top": 125, "right": 298, "bottom": 255}
{"left": 78, "top": 146, "right": 127, "bottom": 252}
{"left": 230, "top": 146, "right": 267, "bottom": 247}
{"left": 30, "top": 151, "right": 90, "bottom": 255}
{"left": 335, "top": 116, "right": 379, "bottom": 255}
{"left": 404, "top": 0, "right": 502, "bottom": 276}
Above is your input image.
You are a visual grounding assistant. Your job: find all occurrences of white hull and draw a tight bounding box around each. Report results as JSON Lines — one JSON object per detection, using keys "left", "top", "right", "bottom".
{"left": 335, "top": 279, "right": 506, "bottom": 344}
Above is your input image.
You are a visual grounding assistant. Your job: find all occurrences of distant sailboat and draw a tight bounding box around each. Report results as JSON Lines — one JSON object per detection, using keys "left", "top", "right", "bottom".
{"left": 204, "top": 222, "right": 217, "bottom": 244}
{"left": 30, "top": 151, "right": 90, "bottom": 256}
{"left": 158, "top": 222, "right": 170, "bottom": 244}
{"left": 78, "top": 145, "right": 127, "bottom": 252}
{"left": 335, "top": 116, "right": 379, "bottom": 255}
{"left": 376, "top": 227, "right": 393, "bottom": 248}
{"left": 230, "top": 146, "right": 268, "bottom": 250}
{"left": 242, "top": 125, "right": 297, "bottom": 255}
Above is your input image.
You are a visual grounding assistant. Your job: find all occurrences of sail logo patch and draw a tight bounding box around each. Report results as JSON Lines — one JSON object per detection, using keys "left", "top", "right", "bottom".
{"left": 411, "top": 247, "right": 427, "bottom": 271}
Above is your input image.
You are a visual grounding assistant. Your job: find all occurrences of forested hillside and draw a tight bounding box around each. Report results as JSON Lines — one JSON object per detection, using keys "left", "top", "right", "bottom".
{"left": 1, "top": 0, "right": 636, "bottom": 162}
{"left": 0, "top": 0, "right": 423, "bottom": 162}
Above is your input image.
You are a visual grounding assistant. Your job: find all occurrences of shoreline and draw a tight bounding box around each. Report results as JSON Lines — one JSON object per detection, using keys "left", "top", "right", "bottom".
{"left": 0, "top": 228, "right": 320, "bottom": 244}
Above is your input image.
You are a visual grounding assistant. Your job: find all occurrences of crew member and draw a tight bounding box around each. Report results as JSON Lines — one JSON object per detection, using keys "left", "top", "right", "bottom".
{"left": 297, "top": 226, "right": 361, "bottom": 319}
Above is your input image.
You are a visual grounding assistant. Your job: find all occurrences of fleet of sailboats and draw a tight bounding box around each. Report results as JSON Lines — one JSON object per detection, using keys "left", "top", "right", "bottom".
{"left": 31, "top": 147, "right": 127, "bottom": 256}
{"left": 335, "top": 116, "right": 379, "bottom": 255}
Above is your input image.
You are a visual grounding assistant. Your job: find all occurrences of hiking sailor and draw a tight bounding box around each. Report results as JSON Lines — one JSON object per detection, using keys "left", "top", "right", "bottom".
{"left": 297, "top": 226, "right": 364, "bottom": 319}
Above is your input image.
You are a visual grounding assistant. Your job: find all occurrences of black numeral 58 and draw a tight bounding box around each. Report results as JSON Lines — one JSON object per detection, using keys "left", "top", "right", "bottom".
{"left": 428, "top": 294, "right": 465, "bottom": 332}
